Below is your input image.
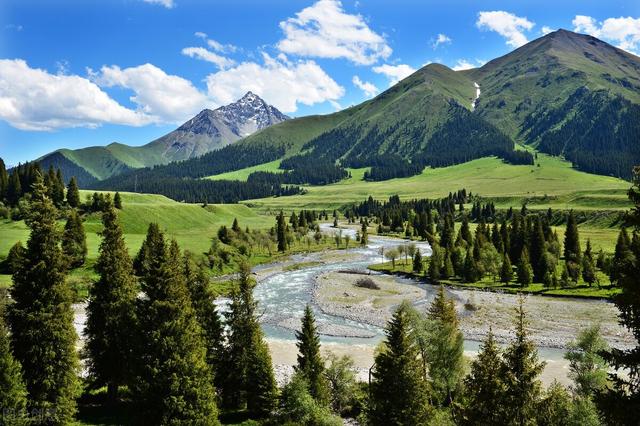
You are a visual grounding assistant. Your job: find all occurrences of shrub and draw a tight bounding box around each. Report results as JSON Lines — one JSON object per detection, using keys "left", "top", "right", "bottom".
{"left": 354, "top": 277, "right": 380, "bottom": 290}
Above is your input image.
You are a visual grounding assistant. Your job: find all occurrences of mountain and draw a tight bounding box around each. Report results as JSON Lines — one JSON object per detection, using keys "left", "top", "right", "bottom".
{"left": 37, "top": 92, "right": 288, "bottom": 185}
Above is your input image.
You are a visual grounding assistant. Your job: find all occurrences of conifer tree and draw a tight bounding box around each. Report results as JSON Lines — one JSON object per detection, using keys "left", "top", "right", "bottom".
{"left": 0, "top": 299, "right": 27, "bottom": 423}
{"left": 232, "top": 217, "right": 241, "bottom": 233}
{"left": 426, "top": 286, "right": 464, "bottom": 406}
{"left": 66, "top": 176, "right": 80, "bottom": 208}
{"left": 0, "top": 157, "right": 8, "bottom": 201}
{"left": 6, "top": 241, "right": 25, "bottom": 274}
{"left": 113, "top": 191, "right": 122, "bottom": 209}
{"left": 529, "top": 216, "right": 546, "bottom": 282}
{"left": 564, "top": 210, "right": 581, "bottom": 263}
{"left": 6, "top": 171, "right": 21, "bottom": 206}
{"left": 428, "top": 245, "right": 442, "bottom": 283}
{"left": 61, "top": 209, "right": 87, "bottom": 268}
{"left": 369, "top": 305, "right": 429, "bottom": 425}
{"left": 276, "top": 211, "right": 288, "bottom": 252}
{"left": 134, "top": 237, "right": 219, "bottom": 424}
{"left": 610, "top": 227, "right": 631, "bottom": 283}
{"left": 184, "top": 255, "right": 225, "bottom": 388}
{"left": 565, "top": 325, "right": 609, "bottom": 397}
{"left": 223, "top": 262, "right": 277, "bottom": 416}
{"left": 84, "top": 201, "right": 138, "bottom": 401}
{"left": 360, "top": 221, "right": 368, "bottom": 246}
{"left": 581, "top": 239, "right": 597, "bottom": 286}
{"left": 9, "top": 172, "right": 79, "bottom": 424}
{"left": 501, "top": 298, "right": 545, "bottom": 424}
{"left": 133, "top": 222, "right": 164, "bottom": 276}
{"left": 295, "top": 305, "right": 329, "bottom": 404}
{"left": 500, "top": 254, "right": 514, "bottom": 283}
{"left": 460, "top": 215, "right": 473, "bottom": 245}
{"left": 463, "top": 249, "right": 480, "bottom": 283}
{"left": 413, "top": 249, "right": 423, "bottom": 273}
{"left": 54, "top": 168, "right": 65, "bottom": 207}
{"left": 461, "top": 330, "right": 506, "bottom": 425}
{"left": 442, "top": 250, "right": 455, "bottom": 279}
{"left": 517, "top": 248, "right": 533, "bottom": 286}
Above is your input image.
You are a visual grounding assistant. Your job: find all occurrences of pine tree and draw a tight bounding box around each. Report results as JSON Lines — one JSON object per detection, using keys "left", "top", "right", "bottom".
{"left": 426, "top": 286, "right": 464, "bottom": 406}
{"left": 66, "top": 176, "right": 80, "bottom": 208}
{"left": 610, "top": 227, "right": 631, "bottom": 283}
{"left": 61, "top": 209, "right": 87, "bottom": 268}
{"left": 460, "top": 214, "right": 473, "bottom": 245}
{"left": 581, "top": 239, "right": 597, "bottom": 286}
{"left": 0, "top": 299, "right": 28, "bottom": 423}
{"left": 295, "top": 305, "right": 329, "bottom": 404}
{"left": 360, "top": 221, "right": 368, "bottom": 246}
{"left": 276, "top": 211, "right": 288, "bottom": 252}
{"left": 529, "top": 215, "right": 546, "bottom": 282}
{"left": 113, "top": 191, "right": 122, "bottom": 209}
{"left": 517, "top": 248, "right": 533, "bottom": 286}
{"left": 6, "top": 171, "right": 21, "bottom": 206}
{"left": 501, "top": 298, "right": 545, "bottom": 425}
{"left": 461, "top": 330, "right": 506, "bottom": 425}
{"left": 6, "top": 241, "right": 25, "bottom": 274}
{"left": 564, "top": 325, "right": 609, "bottom": 397}
{"left": 84, "top": 201, "right": 138, "bottom": 401}
{"left": 500, "top": 254, "right": 514, "bottom": 283}
{"left": 54, "top": 168, "right": 65, "bottom": 207}
{"left": 133, "top": 222, "right": 164, "bottom": 276}
{"left": 428, "top": 245, "right": 442, "bottom": 283}
{"left": 413, "top": 249, "right": 423, "bottom": 273}
{"left": 223, "top": 262, "right": 277, "bottom": 416}
{"left": 564, "top": 210, "right": 581, "bottom": 264}
{"left": 598, "top": 168, "right": 640, "bottom": 424}
{"left": 0, "top": 157, "right": 8, "bottom": 201}
{"left": 134, "top": 237, "right": 219, "bottom": 424}
{"left": 232, "top": 217, "right": 241, "bottom": 233}
{"left": 9, "top": 172, "right": 79, "bottom": 423}
{"left": 463, "top": 249, "right": 480, "bottom": 283}
{"left": 442, "top": 250, "right": 455, "bottom": 279}
{"left": 184, "top": 255, "right": 225, "bottom": 388}
{"left": 369, "top": 305, "right": 430, "bottom": 425}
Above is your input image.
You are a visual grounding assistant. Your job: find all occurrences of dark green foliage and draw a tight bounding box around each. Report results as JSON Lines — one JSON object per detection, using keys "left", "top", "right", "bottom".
{"left": 0, "top": 157, "right": 8, "bottom": 201}
{"left": 501, "top": 299, "right": 545, "bottom": 425}
{"left": 460, "top": 330, "right": 506, "bottom": 425}
{"left": 564, "top": 211, "right": 581, "bottom": 264}
{"left": 536, "top": 381, "right": 572, "bottom": 426}
{"left": 61, "top": 209, "right": 87, "bottom": 268}
{"left": 428, "top": 245, "right": 442, "bottom": 283}
{"left": 413, "top": 249, "right": 423, "bottom": 273}
{"left": 276, "top": 211, "right": 288, "bottom": 252}
{"left": 133, "top": 222, "right": 164, "bottom": 277}
{"left": 581, "top": 240, "right": 597, "bottom": 286}
{"left": 0, "top": 299, "right": 27, "bottom": 424}
{"left": 133, "top": 237, "right": 219, "bottom": 424}
{"left": 6, "top": 170, "right": 22, "bottom": 206}
{"left": 113, "top": 191, "right": 122, "bottom": 209}
{"left": 369, "top": 305, "right": 430, "bottom": 425}
{"left": 463, "top": 249, "right": 481, "bottom": 283}
{"left": 517, "top": 248, "right": 533, "bottom": 286}
{"left": 278, "top": 373, "right": 342, "bottom": 426}
{"left": 5, "top": 241, "right": 25, "bottom": 275}
{"left": 9, "top": 172, "right": 79, "bottom": 424}
{"left": 529, "top": 216, "right": 546, "bottom": 282}
{"left": 84, "top": 201, "right": 138, "bottom": 400}
{"left": 610, "top": 227, "right": 631, "bottom": 283}
{"left": 223, "top": 263, "right": 277, "bottom": 416}
{"left": 66, "top": 176, "right": 80, "bottom": 208}
{"left": 500, "top": 254, "right": 514, "bottom": 283}
{"left": 295, "top": 305, "right": 329, "bottom": 404}
{"left": 565, "top": 325, "right": 609, "bottom": 397}
{"left": 324, "top": 354, "right": 359, "bottom": 415}
{"left": 184, "top": 255, "right": 225, "bottom": 388}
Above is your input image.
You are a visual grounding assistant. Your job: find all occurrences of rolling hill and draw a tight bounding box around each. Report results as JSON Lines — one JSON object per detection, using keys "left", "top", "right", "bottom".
{"left": 36, "top": 92, "right": 288, "bottom": 185}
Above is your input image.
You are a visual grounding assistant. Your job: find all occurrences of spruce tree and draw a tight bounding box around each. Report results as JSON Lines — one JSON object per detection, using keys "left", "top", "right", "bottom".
{"left": 529, "top": 216, "right": 546, "bottom": 282}
{"left": 66, "top": 176, "right": 80, "bottom": 208}
{"left": 6, "top": 172, "right": 21, "bottom": 206}
{"left": 501, "top": 298, "right": 545, "bottom": 425}
{"left": 0, "top": 299, "right": 27, "bottom": 423}
{"left": 461, "top": 330, "right": 506, "bottom": 425}
{"left": 564, "top": 211, "right": 581, "bottom": 262}
{"left": 428, "top": 245, "right": 442, "bottom": 283}
{"left": 442, "top": 250, "right": 455, "bottom": 279}
{"left": 6, "top": 241, "right": 25, "bottom": 274}
{"left": 517, "top": 248, "right": 533, "bottom": 286}
{"left": 369, "top": 305, "right": 430, "bottom": 425}
{"left": 463, "top": 249, "right": 480, "bottom": 283}
{"left": 133, "top": 222, "right": 164, "bottom": 276}
{"left": 276, "top": 211, "right": 288, "bottom": 252}
{"left": 113, "top": 191, "right": 122, "bottom": 209}
{"left": 610, "top": 227, "right": 631, "bottom": 283}
{"left": 9, "top": 172, "right": 79, "bottom": 424}
{"left": 61, "top": 209, "right": 87, "bottom": 268}
{"left": 134, "top": 238, "right": 219, "bottom": 424}
{"left": 581, "top": 239, "right": 597, "bottom": 286}
{"left": 184, "top": 255, "right": 225, "bottom": 388}
{"left": 413, "top": 249, "right": 423, "bottom": 273}
{"left": 0, "top": 157, "right": 8, "bottom": 201}
{"left": 295, "top": 305, "right": 328, "bottom": 404}
{"left": 84, "top": 201, "right": 138, "bottom": 400}
{"left": 500, "top": 254, "right": 514, "bottom": 283}
{"left": 223, "top": 262, "right": 277, "bottom": 416}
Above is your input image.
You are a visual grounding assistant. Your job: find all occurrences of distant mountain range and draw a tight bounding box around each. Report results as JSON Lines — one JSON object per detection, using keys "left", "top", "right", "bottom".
{"left": 36, "top": 30, "right": 640, "bottom": 191}
{"left": 36, "top": 92, "right": 289, "bottom": 185}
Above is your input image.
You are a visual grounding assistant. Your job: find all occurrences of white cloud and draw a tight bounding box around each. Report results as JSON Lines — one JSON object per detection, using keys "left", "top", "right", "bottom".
{"left": 0, "top": 59, "right": 149, "bottom": 131}
{"left": 206, "top": 39, "right": 237, "bottom": 53}
{"left": 372, "top": 63, "right": 416, "bottom": 86}
{"left": 92, "top": 63, "right": 210, "bottom": 123}
{"left": 541, "top": 26, "right": 554, "bottom": 35}
{"left": 573, "top": 15, "right": 640, "bottom": 54}
{"left": 277, "top": 0, "right": 391, "bottom": 65}
{"left": 476, "top": 11, "right": 535, "bottom": 48}
{"left": 205, "top": 53, "right": 344, "bottom": 113}
{"left": 194, "top": 31, "right": 207, "bottom": 39}
{"left": 452, "top": 59, "right": 486, "bottom": 71}
{"left": 181, "top": 47, "right": 235, "bottom": 69}
{"left": 352, "top": 75, "right": 379, "bottom": 98}
{"left": 142, "top": 0, "right": 174, "bottom": 8}
{"left": 432, "top": 33, "right": 452, "bottom": 49}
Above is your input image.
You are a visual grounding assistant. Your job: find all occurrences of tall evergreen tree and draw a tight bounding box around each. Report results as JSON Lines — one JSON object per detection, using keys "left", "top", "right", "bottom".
{"left": 463, "top": 249, "right": 481, "bottom": 283}
{"left": 501, "top": 298, "right": 545, "bottom": 425}
{"left": 133, "top": 222, "right": 164, "bottom": 276}
{"left": 529, "top": 216, "right": 546, "bottom": 282}
{"left": 66, "top": 176, "right": 80, "bottom": 208}
{"left": 517, "top": 248, "right": 533, "bottom": 286}
{"left": 500, "top": 254, "right": 514, "bottom": 283}
{"left": 565, "top": 325, "right": 609, "bottom": 397}
{"left": 184, "top": 255, "right": 225, "bottom": 388}
{"left": 610, "top": 227, "right": 631, "bottom": 283}
{"left": 413, "top": 249, "right": 423, "bottom": 273}
{"left": 84, "top": 201, "right": 138, "bottom": 401}
{"left": 598, "top": 167, "right": 640, "bottom": 424}
{"left": 295, "top": 305, "right": 329, "bottom": 404}
{"left": 0, "top": 298, "right": 27, "bottom": 423}
{"left": 564, "top": 210, "right": 582, "bottom": 279}
{"left": 461, "top": 330, "right": 506, "bottom": 425}
{"left": 6, "top": 171, "right": 21, "bottom": 206}
{"left": 113, "top": 191, "right": 122, "bottom": 209}
{"left": 61, "top": 209, "right": 87, "bottom": 268}
{"left": 581, "top": 239, "right": 597, "bottom": 286}
{"left": 134, "top": 237, "right": 219, "bottom": 424}
{"left": 9, "top": 172, "right": 79, "bottom": 424}
{"left": 369, "top": 305, "right": 430, "bottom": 425}
{"left": 276, "top": 211, "right": 288, "bottom": 252}
{"left": 0, "top": 157, "right": 8, "bottom": 201}
{"left": 223, "top": 262, "right": 277, "bottom": 416}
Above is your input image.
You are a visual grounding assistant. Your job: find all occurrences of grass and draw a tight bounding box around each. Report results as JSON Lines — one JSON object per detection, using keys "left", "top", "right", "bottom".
{"left": 241, "top": 154, "right": 630, "bottom": 211}
{"left": 205, "top": 159, "right": 283, "bottom": 181}
{"left": 369, "top": 260, "right": 620, "bottom": 299}
{"left": 283, "top": 261, "right": 322, "bottom": 271}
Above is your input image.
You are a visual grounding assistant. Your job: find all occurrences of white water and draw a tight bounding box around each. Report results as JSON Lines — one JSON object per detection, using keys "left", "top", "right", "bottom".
{"left": 471, "top": 82, "right": 481, "bottom": 110}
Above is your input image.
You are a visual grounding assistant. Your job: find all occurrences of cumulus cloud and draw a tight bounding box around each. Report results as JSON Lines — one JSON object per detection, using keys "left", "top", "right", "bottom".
{"left": 352, "top": 75, "right": 379, "bottom": 98}
{"left": 573, "top": 15, "right": 640, "bottom": 54}
{"left": 372, "top": 63, "right": 416, "bottom": 86}
{"left": 142, "top": 0, "right": 174, "bottom": 8}
{"left": 277, "top": 0, "right": 391, "bottom": 65}
{"left": 205, "top": 53, "right": 344, "bottom": 113}
{"left": 452, "top": 59, "right": 486, "bottom": 71}
{"left": 541, "top": 26, "right": 554, "bottom": 35}
{"left": 432, "top": 33, "right": 452, "bottom": 49}
{"left": 181, "top": 47, "right": 235, "bottom": 69}
{"left": 476, "top": 11, "right": 535, "bottom": 48}
{"left": 92, "top": 63, "right": 210, "bottom": 123}
{"left": 0, "top": 59, "right": 149, "bottom": 131}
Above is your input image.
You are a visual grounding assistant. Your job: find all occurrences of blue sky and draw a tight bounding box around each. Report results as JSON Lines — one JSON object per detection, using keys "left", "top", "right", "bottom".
{"left": 1, "top": 0, "right": 639, "bottom": 165}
